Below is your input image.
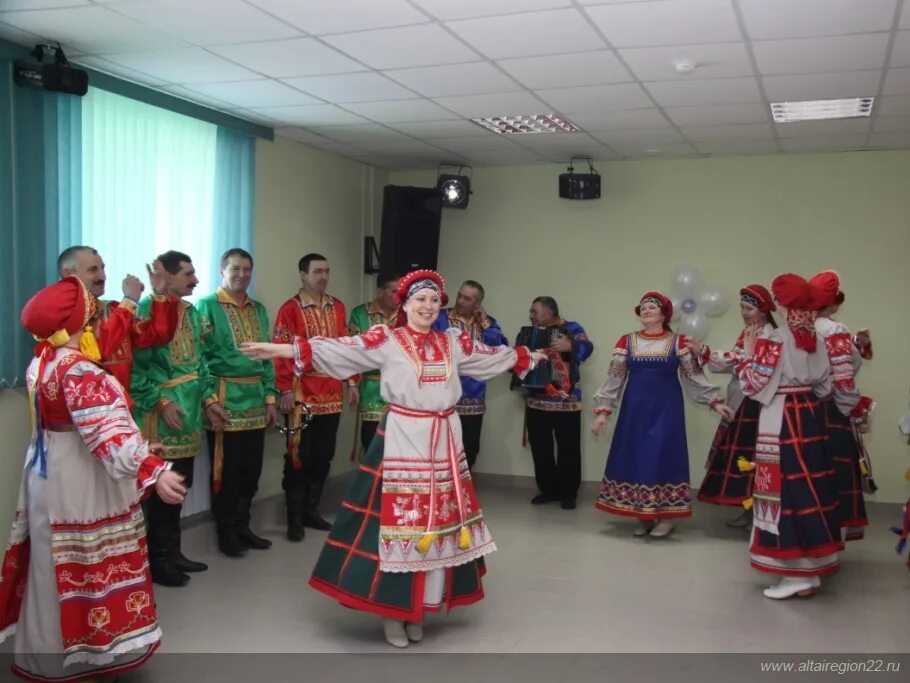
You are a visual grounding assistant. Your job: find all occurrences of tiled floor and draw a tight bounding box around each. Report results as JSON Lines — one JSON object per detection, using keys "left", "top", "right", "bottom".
{"left": 3, "top": 476, "right": 909, "bottom": 682}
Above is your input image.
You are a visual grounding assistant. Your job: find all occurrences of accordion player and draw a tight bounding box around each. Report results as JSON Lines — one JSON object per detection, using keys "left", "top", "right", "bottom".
{"left": 510, "top": 325, "right": 577, "bottom": 398}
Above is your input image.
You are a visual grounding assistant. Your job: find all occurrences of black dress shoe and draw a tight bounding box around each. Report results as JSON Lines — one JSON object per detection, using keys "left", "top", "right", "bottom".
{"left": 302, "top": 512, "right": 332, "bottom": 531}
{"left": 173, "top": 552, "right": 208, "bottom": 572}
{"left": 237, "top": 527, "right": 272, "bottom": 550}
{"left": 531, "top": 493, "right": 558, "bottom": 505}
{"left": 217, "top": 530, "right": 248, "bottom": 557}
{"left": 151, "top": 564, "right": 190, "bottom": 587}
{"left": 560, "top": 498, "right": 577, "bottom": 510}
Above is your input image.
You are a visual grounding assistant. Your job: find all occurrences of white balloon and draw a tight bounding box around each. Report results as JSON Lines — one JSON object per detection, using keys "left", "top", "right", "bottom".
{"left": 679, "top": 312, "right": 710, "bottom": 340}
{"left": 671, "top": 265, "right": 703, "bottom": 297}
{"left": 669, "top": 295, "right": 682, "bottom": 321}
{"left": 699, "top": 286, "right": 730, "bottom": 317}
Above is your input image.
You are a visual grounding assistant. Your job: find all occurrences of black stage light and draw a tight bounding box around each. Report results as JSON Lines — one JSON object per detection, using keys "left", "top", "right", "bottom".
{"left": 14, "top": 43, "right": 88, "bottom": 96}
{"left": 559, "top": 157, "right": 601, "bottom": 200}
{"left": 436, "top": 164, "right": 472, "bottom": 209}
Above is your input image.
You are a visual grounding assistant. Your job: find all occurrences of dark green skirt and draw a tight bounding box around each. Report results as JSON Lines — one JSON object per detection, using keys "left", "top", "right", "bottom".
{"left": 308, "top": 415, "right": 486, "bottom": 621}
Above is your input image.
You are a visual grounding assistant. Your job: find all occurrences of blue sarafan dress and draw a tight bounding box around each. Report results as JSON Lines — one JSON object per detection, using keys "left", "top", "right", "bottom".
{"left": 594, "top": 331, "right": 722, "bottom": 520}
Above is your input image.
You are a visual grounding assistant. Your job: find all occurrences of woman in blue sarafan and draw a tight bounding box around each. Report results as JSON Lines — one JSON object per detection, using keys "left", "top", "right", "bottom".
{"left": 591, "top": 291, "right": 733, "bottom": 538}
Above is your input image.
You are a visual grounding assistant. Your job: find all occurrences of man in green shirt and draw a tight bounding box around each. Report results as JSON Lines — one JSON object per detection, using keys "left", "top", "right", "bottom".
{"left": 347, "top": 272, "right": 398, "bottom": 454}
{"left": 197, "top": 248, "right": 279, "bottom": 557}
{"left": 132, "top": 250, "right": 229, "bottom": 587}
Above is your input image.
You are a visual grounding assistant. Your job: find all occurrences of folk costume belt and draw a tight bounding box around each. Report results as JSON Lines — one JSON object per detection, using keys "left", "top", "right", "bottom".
{"left": 211, "top": 375, "right": 260, "bottom": 494}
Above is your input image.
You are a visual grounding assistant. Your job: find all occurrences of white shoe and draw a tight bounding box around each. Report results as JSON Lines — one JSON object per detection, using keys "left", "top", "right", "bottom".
{"left": 726, "top": 509, "right": 752, "bottom": 528}
{"left": 649, "top": 520, "right": 675, "bottom": 537}
{"left": 405, "top": 622, "right": 423, "bottom": 642}
{"left": 383, "top": 619, "right": 409, "bottom": 648}
{"left": 633, "top": 521, "right": 655, "bottom": 537}
{"left": 762, "top": 576, "right": 820, "bottom": 600}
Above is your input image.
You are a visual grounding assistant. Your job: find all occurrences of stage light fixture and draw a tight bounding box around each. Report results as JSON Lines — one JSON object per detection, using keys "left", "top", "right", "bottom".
{"left": 436, "top": 164, "right": 472, "bottom": 209}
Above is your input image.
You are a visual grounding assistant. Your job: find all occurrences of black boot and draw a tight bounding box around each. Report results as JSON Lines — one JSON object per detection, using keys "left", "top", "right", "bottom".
{"left": 286, "top": 488, "right": 305, "bottom": 542}
{"left": 236, "top": 496, "right": 271, "bottom": 549}
{"left": 172, "top": 550, "right": 208, "bottom": 573}
{"left": 303, "top": 479, "right": 332, "bottom": 531}
{"left": 218, "top": 525, "right": 248, "bottom": 557}
{"left": 148, "top": 499, "right": 189, "bottom": 587}
{"left": 150, "top": 547, "right": 189, "bottom": 587}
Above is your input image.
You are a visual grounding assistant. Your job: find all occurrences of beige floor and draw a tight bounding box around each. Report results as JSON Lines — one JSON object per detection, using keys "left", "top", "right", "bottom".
{"left": 2, "top": 475, "right": 909, "bottom": 682}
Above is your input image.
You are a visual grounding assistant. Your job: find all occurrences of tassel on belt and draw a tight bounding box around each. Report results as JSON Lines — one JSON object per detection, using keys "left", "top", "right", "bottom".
{"left": 388, "top": 404, "right": 472, "bottom": 553}
{"left": 212, "top": 376, "right": 260, "bottom": 493}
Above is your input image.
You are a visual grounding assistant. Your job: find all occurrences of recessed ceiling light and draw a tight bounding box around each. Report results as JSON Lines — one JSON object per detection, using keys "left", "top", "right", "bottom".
{"left": 770, "top": 97, "right": 874, "bottom": 123}
{"left": 471, "top": 114, "right": 579, "bottom": 135}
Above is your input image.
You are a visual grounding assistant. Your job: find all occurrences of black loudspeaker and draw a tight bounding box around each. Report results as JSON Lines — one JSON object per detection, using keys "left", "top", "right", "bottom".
{"left": 379, "top": 185, "right": 442, "bottom": 274}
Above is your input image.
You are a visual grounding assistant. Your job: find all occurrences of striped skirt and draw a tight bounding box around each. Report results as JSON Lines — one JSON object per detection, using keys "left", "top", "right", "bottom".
{"left": 819, "top": 398, "right": 868, "bottom": 541}
{"left": 697, "top": 397, "right": 760, "bottom": 506}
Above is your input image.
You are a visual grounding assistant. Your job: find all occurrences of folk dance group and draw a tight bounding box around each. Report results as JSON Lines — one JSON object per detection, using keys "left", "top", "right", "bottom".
{"left": 0, "top": 239, "right": 893, "bottom": 679}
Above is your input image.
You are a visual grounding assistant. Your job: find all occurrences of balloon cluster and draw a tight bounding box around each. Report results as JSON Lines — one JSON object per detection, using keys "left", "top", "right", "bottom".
{"left": 669, "top": 266, "right": 729, "bottom": 340}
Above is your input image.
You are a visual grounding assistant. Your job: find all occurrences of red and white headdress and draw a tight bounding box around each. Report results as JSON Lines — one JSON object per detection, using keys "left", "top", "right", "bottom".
{"left": 394, "top": 269, "right": 448, "bottom": 328}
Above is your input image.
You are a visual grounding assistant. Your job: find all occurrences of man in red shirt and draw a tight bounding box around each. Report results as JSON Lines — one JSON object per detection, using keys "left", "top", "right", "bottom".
{"left": 57, "top": 246, "right": 178, "bottom": 404}
{"left": 272, "top": 253, "right": 357, "bottom": 541}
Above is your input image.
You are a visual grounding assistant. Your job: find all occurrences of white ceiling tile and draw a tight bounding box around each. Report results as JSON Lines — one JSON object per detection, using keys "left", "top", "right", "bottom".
{"left": 762, "top": 70, "right": 881, "bottom": 100}
{"left": 447, "top": 9, "right": 605, "bottom": 59}
{"left": 611, "top": 142, "right": 698, "bottom": 157}
{"left": 183, "top": 79, "right": 320, "bottom": 107}
{"left": 111, "top": 0, "right": 300, "bottom": 45}
{"left": 245, "top": 0, "right": 428, "bottom": 35}
{"left": 509, "top": 132, "right": 602, "bottom": 149}
{"left": 384, "top": 62, "right": 523, "bottom": 98}
{"left": 753, "top": 34, "right": 890, "bottom": 76}
{"left": 101, "top": 47, "right": 259, "bottom": 84}
{"left": 498, "top": 51, "right": 633, "bottom": 89}
{"left": 323, "top": 25, "right": 479, "bottom": 70}
{"left": 461, "top": 149, "right": 546, "bottom": 166}
{"left": 427, "top": 135, "right": 524, "bottom": 151}
{"left": 282, "top": 72, "right": 415, "bottom": 103}
{"left": 247, "top": 104, "right": 368, "bottom": 126}
{"left": 342, "top": 99, "right": 459, "bottom": 123}
{"left": 775, "top": 118, "right": 872, "bottom": 137}
{"left": 224, "top": 107, "right": 284, "bottom": 125}
{"left": 739, "top": 0, "right": 897, "bottom": 40}
{"left": 592, "top": 128, "right": 684, "bottom": 145}
{"left": 1, "top": 0, "right": 90, "bottom": 8}
{"left": 209, "top": 38, "right": 366, "bottom": 79}
{"left": 567, "top": 109, "right": 670, "bottom": 130}
{"left": 355, "top": 140, "right": 447, "bottom": 155}
{"left": 274, "top": 127, "right": 333, "bottom": 144}
{"left": 681, "top": 123, "right": 775, "bottom": 140}
{"left": 779, "top": 134, "right": 868, "bottom": 151}
{"left": 0, "top": 5, "right": 188, "bottom": 53}
{"left": 694, "top": 139, "right": 780, "bottom": 155}
{"left": 883, "top": 67, "right": 910, "bottom": 94}
{"left": 877, "top": 95, "right": 910, "bottom": 116}
{"left": 536, "top": 83, "right": 653, "bottom": 112}
{"left": 873, "top": 116, "right": 910, "bottom": 133}
{"left": 410, "top": 0, "right": 571, "bottom": 21}
{"left": 619, "top": 42, "right": 754, "bottom": 81}
{"left": 645, "top": 77, "right": 762, "bottom": 106}
{"left": 159, "top": 83, "right": 236, "bottom": 108}
{"left": 585, "top": 0, "right": 742, "bottom": 48}
{"left": 867, "top": 132, "right": 910, "bottom": 147}
{"left": 0, "top": 20, "right": 43, "bottom": 48}
{"left": 75, "top": 54, "right": 170, "bottom": 86}
{"left": 386, "top": 120, "right": 493, "bottom": 138}
{"left": 304, "top": 138, "right": 369, "bottom": 156}
{"left": 308, "top": 124, "right": 409, "bottom": 143}
{"left": 891, "top": 31, "right": 910, "bottom": 68}
{"left": 433, "top": 91, "right": 548, "bottom": 118}
{"left": 665, "top": 104, "right": 769, "bottom": 127}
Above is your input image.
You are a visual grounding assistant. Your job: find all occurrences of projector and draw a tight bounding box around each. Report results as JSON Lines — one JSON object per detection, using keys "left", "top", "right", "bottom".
{"left": 559, "top": 171, "right": 601, "bottom": 200}
{"left": 13, "top": 44, "right": 88, "bottom": 96}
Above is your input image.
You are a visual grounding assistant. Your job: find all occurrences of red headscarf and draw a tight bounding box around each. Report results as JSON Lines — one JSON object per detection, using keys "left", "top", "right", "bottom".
{"left": 771, "top": 273, "right": 817, "bottom": 352}
{"left": 21, "top": 276, "right": 96, "bottom": 359}
{"left": 808, "top": 270, "right": 841, "bottom": 310}
{"left": 394, "top": 269, "right": 448, "bottom": 328}
{"left": 739, "top": 284, "right": 776, "bottom": 313}
{"left": 635, "top": 291, "right": 673, "bottom": 322}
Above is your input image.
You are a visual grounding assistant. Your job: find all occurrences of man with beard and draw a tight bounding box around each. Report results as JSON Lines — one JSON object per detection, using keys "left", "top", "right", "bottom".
{"left": 56, "top": 246, "right": 178, "bottom": 405}
{"left": 131, "top": 250, "right": 229, "bottom": 586}
{"left": 272, "top": 253, "right": 357, "bottom": 541}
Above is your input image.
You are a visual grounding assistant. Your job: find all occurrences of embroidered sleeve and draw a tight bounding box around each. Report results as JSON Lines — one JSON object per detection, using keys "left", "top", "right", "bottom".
{"left": 294, "top": 326, "right": 387, "bottom": 380}
{"left": 132, "top": 295, "right": 179, "bottom": 349}
{"left": 824, "top": 328, "right": 870, "bottom": 418}
{"left": 566, "top": 322, "right": 594, "bottom": 364}
{"left": 96, "top": 301, "right": 134, "bottom": 361}
{"left": 707, "top": 330, "right": 746, "bottom": 373}
{"left": 677, "top": 335, "right": 723, "bottom": 406}
{"left": 735, "top": 338, "right": 782, "bottom": 397}
{"left": 482, "top": 316, "right": 509, "bottom": 347}
{"left": 593, "top": 336, "right": 629, "bottom": 414}
{"left": 63, "top": 360, "right": 167, "bottom": 493}
{"left": 455, "top": 327, "right": 530, "bottom": 381}
{"left": 272, "top": 301, "right": 297, "bottom": 394}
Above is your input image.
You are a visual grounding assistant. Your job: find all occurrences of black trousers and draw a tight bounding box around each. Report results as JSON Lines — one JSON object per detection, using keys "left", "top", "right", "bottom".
{"left": 283, "top": 413, "right": 341, "bottom": 505}
{"left": 459, "top": 413, "right": 484, "bottom": 471}
{"left": 144, "top": 455, "right": 195, "bottom": 565}
{"left": 525, "top": 407, "right": 581, "bottom": 501}
{"left": 206, "top": 429, "right": 265, "bottom": 532}
{"left": 360, "top": 419, "right": 379, "bottom": 453}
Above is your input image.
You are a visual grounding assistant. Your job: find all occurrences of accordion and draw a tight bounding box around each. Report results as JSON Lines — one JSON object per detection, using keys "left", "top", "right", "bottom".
{"left": 511, "top": 325, "right": 576, "bottom": 396}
